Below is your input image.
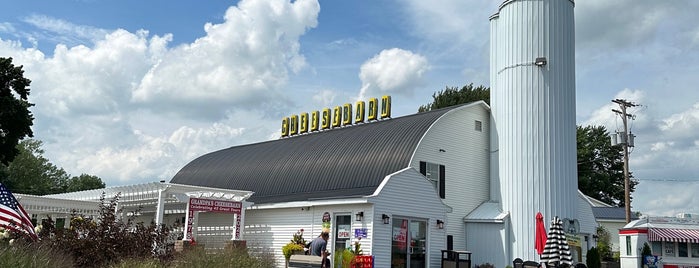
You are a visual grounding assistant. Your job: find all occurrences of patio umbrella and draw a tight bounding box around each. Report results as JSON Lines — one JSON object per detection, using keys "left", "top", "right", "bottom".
{"left": 541, "top": 216, "right": 573, "bottom": 267}
{"left": 535, "top": 212, "right": 547, "bottom": 256}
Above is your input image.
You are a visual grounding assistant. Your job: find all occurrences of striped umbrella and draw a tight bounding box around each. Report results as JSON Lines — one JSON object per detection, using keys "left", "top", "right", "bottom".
{"left": 541, "top": 216, "right": 573, "bottom": 266}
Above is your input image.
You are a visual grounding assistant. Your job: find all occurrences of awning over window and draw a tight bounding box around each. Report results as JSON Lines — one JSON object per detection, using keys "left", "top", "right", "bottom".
{"left": 648, "top": 228, "right": 699, "bottom": 243}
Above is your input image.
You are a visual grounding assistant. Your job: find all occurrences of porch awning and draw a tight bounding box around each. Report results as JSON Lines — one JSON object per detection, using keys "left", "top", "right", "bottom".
{"left": 648, "top": 228, "right": 699, "bottom": 243}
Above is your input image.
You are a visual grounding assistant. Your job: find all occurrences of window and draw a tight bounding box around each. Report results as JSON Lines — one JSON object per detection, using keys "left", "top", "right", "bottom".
{"left": 626, "top": 236, "right": 631, "bottom": 256}
{"left": 419, "top": 161, "right": 445, "bottom": 199}
{"left": 691, "top": 243, "right": 699, "bottom": 258}
{"left": 475, "top": 120, "right": 482, "bottom": 132}
{"left": 679, "top": 243, "right": 688, "bottom": 257}
{"left": 652, "top": 241, "right": 662, "bottom": 256}
{"left": 664, "top": 242, "right": 675, "bottom": 257}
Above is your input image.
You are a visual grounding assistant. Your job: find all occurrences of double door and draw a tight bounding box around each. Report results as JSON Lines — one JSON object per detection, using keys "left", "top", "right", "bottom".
{"left": 391, "top": 217, "right": 427, "bottom": 268}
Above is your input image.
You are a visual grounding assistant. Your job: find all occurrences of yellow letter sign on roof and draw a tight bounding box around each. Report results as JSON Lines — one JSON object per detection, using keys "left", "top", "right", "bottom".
{"left": 381, "top": 95, "right": 391, "bottom": 119}
{"left": 355, "top": 101, "right": 365, "bottom": 123}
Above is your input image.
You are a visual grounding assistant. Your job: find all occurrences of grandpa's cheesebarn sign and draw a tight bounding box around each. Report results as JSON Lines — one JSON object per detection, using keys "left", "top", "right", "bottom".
{"left": 281, "top": 95, "right": 391, "bottom": 137}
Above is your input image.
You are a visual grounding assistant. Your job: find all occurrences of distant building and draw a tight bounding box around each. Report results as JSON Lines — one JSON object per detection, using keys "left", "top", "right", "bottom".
{"left": 582, "top": 194, "right": 639, "bottom": 255}
{"left": 676, "top": 213, "right": 699, "bottom": 219}
{"left": 619, "top": 216, "right": 699, "bottom": 268}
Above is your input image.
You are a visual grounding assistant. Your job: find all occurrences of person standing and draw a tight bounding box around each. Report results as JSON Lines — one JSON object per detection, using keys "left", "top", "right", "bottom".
{"left": 310, "top": 231, "right": 331, "bottom": 268}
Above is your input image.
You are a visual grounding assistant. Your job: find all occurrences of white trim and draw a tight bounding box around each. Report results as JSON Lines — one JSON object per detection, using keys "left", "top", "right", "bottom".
{"left": 248, "top": 198, "right": 368, "bottom": 210}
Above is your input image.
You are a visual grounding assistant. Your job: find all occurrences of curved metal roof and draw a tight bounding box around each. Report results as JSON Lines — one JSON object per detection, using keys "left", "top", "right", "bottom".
{"left": 170, "top": 107, "right": 456, "bottom": 204}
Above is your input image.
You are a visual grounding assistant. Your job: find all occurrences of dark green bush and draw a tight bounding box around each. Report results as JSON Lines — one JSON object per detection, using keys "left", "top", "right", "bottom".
{"left": 476, "top": 263, "right": 495, "bottom": 268}
{"left": 641, "top": 242, "right": 652, "bottom": 257}
{"left": 587, "top": 246, "right": 601, "bottom": 268}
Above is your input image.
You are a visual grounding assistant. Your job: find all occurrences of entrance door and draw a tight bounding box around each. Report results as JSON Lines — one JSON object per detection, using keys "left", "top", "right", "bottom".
{"left": 391, "top": 217, "right": 427, "bottom": 268}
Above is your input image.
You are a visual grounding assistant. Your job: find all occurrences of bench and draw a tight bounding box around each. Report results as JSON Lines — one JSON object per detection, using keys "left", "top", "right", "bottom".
{"left": 288, "top": 255, "right": 323, "bottom": 268}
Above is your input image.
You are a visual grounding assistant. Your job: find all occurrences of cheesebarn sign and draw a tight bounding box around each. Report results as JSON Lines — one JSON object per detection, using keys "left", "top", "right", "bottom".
{"left": 281, "top": 95, "right": 392, "bottom": 138}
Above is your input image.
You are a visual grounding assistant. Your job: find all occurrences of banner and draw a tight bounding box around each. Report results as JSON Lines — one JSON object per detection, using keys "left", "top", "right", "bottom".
{"left": 185, "top": 197, "right": 242, "bottom": 240}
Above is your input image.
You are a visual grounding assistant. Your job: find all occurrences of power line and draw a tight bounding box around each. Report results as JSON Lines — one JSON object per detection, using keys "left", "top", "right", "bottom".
{"left": 635, "top": 178, "right": 699, "bottom": 182}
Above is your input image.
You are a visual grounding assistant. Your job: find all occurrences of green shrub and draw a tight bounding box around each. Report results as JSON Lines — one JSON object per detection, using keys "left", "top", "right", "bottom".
{"left": 110, "top": 258, "right": 164, "bottom": 268}
{"left": 282, "top": 242, "right": 305, "bottom": 260}
{"left": 641, "top": 242, "right": 652, "bottom": 257}
{"left": 476, "top": 263, "right": 495, "bottom": 268}
{"left": 587, "top": 247, "right": 601, "bottom": 268}
{"left": 596, "top": 226, "right": 614, "bottom": 261}
{"left": 172, "top": 246, "right": 273, "bottom": 268}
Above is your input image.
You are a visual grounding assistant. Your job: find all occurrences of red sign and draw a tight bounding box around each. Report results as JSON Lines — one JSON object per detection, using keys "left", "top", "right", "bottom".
{"left": 352, "top": 255, "right": 374, "bottom": 268}
{"left": 393, "top": 219, "right": 408, "bottom": 250}
{"left": 664, "top": 265, "right": 699, "bottom": 268}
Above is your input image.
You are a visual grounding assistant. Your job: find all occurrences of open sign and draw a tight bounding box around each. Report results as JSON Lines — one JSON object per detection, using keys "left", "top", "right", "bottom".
{"left": 338, "top": 230, "right": 350, "bottom": 238}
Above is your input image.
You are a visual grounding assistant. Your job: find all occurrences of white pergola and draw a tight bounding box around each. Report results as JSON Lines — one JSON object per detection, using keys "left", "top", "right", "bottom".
{"left": 19, "top": 182, "right": 254, "bottom": 242}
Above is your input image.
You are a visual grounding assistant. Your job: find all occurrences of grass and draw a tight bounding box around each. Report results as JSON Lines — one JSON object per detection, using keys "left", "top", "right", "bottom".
{"left": 0, "top": 243, "right": 74, "bottom": 268}
{"left": 0, "top": 243, "right": 274, "bottom": 268}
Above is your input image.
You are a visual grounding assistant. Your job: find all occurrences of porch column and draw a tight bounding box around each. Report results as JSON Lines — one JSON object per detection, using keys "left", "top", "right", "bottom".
{"left": 155, "top": 188, "right": 166, "bottom": 226}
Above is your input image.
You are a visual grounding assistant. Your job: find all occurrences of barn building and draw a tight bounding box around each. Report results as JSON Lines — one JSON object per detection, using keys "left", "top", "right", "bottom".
{"left": 23, "top": 0, "right": 598, "bottom": 267}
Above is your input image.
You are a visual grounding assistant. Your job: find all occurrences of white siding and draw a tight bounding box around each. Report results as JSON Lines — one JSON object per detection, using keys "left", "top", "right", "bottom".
{"left": 578, "top": 192, "right": 598, "bottom": 237}
{"left": 244, "top": 203, "right": 374, "bottom": 267}
{"left": 491, "top": 0, "right": 578, "bottom": 261}
{"left": 599, "top": 221, "right": 627, "bottom": 253}
{"left": 410, "top": 103, "right": 491, "bottom": 251}
{"left": 370, "top": 168, "right": 448, "bottom": 268}
{"left": 466, "top": 222, "right": 508, "bottom": 268}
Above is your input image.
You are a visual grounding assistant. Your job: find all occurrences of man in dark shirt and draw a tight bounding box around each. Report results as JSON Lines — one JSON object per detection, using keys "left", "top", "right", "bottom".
{"left": 310, "top": 231, "right": 330, "bottom": 268}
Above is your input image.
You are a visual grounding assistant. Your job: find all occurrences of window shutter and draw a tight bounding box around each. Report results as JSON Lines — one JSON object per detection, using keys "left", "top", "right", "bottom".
{"left": 439, "top": 165, "right": 445, "bottom": 199}
{"left": 419, "top": 161, "right": 426, "bottom": 176}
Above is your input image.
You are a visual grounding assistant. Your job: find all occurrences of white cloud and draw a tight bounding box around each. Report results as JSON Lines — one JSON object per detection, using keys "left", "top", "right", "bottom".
{"left": 576, "top": 1, "right": 679, "bottom": 50}
{"left": 0, "top": 0, "right": 320, "bottom": 185}
{"left": 357, "top": 48, "right": 429, "bottom": 100}
{"left": 311, "top": 89, "right": 337, "bottom": 107}
{"left": 22, "top": 14, "right": 110, "bottom": 46}
{"left": 660, "top": 102, "right": 699, "bottom": 132}
{"left": 132, "top": 0, "right": 319, "bottom": 116}
{"left": 634, "top": 181, "right": 699, "bottom": 216}
{"left": 401, "top": 1, "right": 496, "bottom": 50}
{"left": 0, "top": 22, "right": 16, "bottom": 33}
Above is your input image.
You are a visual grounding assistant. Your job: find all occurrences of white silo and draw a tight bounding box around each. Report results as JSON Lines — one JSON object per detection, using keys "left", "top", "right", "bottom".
{"left": 490, "top": 0, "right": 578, "bottom": 261}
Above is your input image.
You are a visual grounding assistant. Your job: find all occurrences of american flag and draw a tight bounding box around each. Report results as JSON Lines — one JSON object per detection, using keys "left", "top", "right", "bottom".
{"left": 0, "top": 183, "right": 37, "bottom": 240}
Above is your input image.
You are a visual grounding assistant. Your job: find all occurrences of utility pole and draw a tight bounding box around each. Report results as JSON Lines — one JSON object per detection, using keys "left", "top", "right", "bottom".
{"left": 612, "top": 99, "right": 638, "bottom": 223}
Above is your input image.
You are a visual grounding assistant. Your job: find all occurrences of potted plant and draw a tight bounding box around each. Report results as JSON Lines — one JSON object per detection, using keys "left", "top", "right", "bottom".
{"left": 282, "top": 228, "right": 308, "bottom": 266}
{"left": 283, "top": 242, "right": 305, "bottom": 261}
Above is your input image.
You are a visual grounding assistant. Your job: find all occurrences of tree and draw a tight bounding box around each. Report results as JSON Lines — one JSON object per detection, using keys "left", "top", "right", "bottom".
{"left": 596, "top": 226, "right": 613, "bottom": 261}
{"left": 418, "top": 83, "right": 489, "bottom": 112}
{"left": 0, "top": 139, "right": 69, "bottom": 195}
{"left": 577, "top": 125, "right": 636, "bottom": 207}
{"left": 0, "top": 139, "right": 106, "bottom": 194}
{"left": 66, "top": 174, "right": 106, "bottom": 192}
{"left": 587, "top": 247, "right": 601, "bottom": 268}
{"left": 0, "top": 57, "right": 35, "bottom": 165}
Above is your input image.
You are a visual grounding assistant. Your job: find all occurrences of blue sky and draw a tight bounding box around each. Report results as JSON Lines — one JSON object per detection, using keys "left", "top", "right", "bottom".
{"left": 1, "top": 0, "right": 698, "bottom": 217}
